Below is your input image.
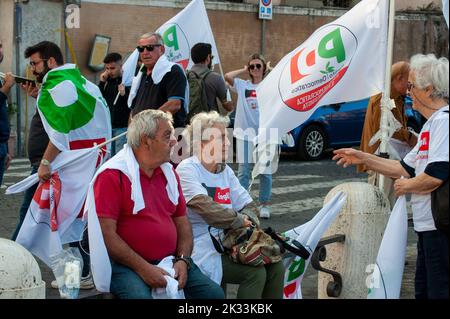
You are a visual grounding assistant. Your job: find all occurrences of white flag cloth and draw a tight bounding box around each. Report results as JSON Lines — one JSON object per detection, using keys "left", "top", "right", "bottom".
{"left": 443, "top": 0, "right": 449, "bottom": 28}
{"left": 257, "top": 0, "right": 388, "bottom": 143}
{"left": 11, "top": 147, "right": 102, "bottom": 267}
{"left": 282, "top": 192, "right": 347, "bottom": 299}
{"left": 156, "top": 0, "right": 221, "bottom": 70}
{"left": 85, "top": 144, "right": 179, "bottom": 292}
{"left": 121, "top": 49, "right": 140, "bottom": 87}
{"left": 367, "top": 195, "right": 408, "bottom": 299}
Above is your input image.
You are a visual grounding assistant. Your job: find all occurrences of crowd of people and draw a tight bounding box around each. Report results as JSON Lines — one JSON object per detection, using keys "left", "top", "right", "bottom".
{"left": 0, "top": 31, "right": 448, "bottom": 299}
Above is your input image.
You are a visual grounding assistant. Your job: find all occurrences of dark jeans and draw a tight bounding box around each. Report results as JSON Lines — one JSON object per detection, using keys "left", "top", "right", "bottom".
{"left": 415, "top": 230, "right": 449, "bottom": 299}
{"left": 0, "top": 142, "right": 6, "bottom": 186}
{"left": 11, "top": 165, "right": 39, "bottom": 241}
{"left": 110, "top": 259, "right": 225, "bottom": 299}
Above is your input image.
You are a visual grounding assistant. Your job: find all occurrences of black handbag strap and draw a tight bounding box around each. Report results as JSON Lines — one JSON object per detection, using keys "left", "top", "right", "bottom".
{"left": 208, "top": 226, "right": 227, "bottom": 254}
{"left": 264, "top": 227, "right": 311, "bottom": 260}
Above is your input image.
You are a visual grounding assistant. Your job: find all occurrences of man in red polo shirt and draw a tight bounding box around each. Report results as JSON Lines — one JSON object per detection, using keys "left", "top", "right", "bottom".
{"left": 93, "top": 109, "right": 224, "bottom": 299}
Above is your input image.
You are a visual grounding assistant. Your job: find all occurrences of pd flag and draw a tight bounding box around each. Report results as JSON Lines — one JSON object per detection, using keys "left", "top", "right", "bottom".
{"left": 37, "top": 64, "right": 111, "bottom": 152}
{"left": 11, "top": 148, "right": 101, "bottom": 267}
{"left": 282, "top": 192, "right": 347, "bottom": 299}
{"left": 257, "top": 0, "right": 388, "bottom": 141}
{"left": 156, "top": 0, "right": 221, "bottom": 70}
{"left": 367, "top": 195, "right": 408, "bottom": 299}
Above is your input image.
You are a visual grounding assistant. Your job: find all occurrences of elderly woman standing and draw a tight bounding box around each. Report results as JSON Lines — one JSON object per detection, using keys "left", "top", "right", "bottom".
{"left": 333, "top": 54, "right": 449, "bottom": 299}
{"left": 176, "top": 111, "right": 284, "bottom": 299}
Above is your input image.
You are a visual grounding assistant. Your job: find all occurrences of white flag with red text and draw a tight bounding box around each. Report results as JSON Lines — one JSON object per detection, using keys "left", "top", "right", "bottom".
{"left": 257, "top": 0, "right": 388, "bottom": 142}
{"left": 156, "top": 0, "right": 221, "bottom": 70}
{"left": 9, "top": 148, "right": 101, "bottom": 266}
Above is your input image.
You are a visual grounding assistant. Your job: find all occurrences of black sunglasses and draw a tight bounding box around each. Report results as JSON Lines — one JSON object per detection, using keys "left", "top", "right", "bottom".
{"left": 136, "top": 44, "right": 162, "bottom": 53}
{"left": 249, "top": 63, "right": 262, "bottom": 70}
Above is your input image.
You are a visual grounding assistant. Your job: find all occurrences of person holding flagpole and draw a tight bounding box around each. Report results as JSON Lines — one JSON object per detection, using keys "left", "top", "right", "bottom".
{"left": 333, "top": 54, "right": 449, "bottom": 299}
{"left": 129, "top": 33, "right": 187, "bottom": 128}
{"left": 358, "top": 61, "right": 418, "bottom": 207}
{"left": 13, "top": 41, "right": 112, "bottom": 290}
{"left": 225, "top": 53, "right": 273, "bottom": 219}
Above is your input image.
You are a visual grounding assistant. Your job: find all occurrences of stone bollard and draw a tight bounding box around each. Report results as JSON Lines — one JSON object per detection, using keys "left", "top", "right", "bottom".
{"left": 317, "top": 182, "right": 390, "bottom": 299}
{"left": 0, "top": 238, "right": 46, "bottom": 299}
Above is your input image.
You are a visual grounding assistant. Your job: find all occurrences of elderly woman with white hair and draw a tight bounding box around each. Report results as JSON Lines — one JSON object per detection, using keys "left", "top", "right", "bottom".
{"left": 176, "top": 111, "right": 284, "bottom": 299}
{"left": 333, "top": 54, "right": 449, "bottom": 299}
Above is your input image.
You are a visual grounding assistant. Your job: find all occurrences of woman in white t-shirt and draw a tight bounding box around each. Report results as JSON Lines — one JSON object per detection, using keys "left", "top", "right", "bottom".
{"left": 176, "top": 111, "right": 284, "bottom": 299}
{"left": 225, "top": 53, "right": 273, "bottom": 219}
{"left": 332, "top": 54, "right": 449, "bottom": 299}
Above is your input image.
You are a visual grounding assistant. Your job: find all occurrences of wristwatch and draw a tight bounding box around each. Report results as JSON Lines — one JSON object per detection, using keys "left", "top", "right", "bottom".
{"left": 40, "top": 159, "right": 51, "bottom": 167}
{"left": 173, "top": 255, "right": 191, "bottom": 270}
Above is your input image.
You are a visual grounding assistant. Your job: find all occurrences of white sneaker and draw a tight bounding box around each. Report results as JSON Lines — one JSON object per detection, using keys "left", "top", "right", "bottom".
{"left": 259, "top": 206, "right": 271, "bottom": 219}
{"left": 51, "top": 272, "right": 94, "bottom": 290}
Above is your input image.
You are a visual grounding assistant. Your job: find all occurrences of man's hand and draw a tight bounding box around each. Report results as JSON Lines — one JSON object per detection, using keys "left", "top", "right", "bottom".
{"left": 139, "top": 264, "right": 169, "bottom": 289}
{"left": 37, "top": 163, "right": 51, "bottom": 182}
{"left": 5, "top": 154, "right": 12, "bottom": 171}
{"left": 0, "top": 72, "right": 15, "bottom": 94}
{"left": 21, "top": 82, "right": 39, "bottom": 99}
{"left": 100, "top": 70, "right": 109, "bottom": 82}
{"left": 173, "top": 260, "right": 188, "bottom": 290}
{"left": 332, "top": 148, "right": 366, "bottom": 168}
{"left": 118, "top": 83, "right": 126, "bottom": 96}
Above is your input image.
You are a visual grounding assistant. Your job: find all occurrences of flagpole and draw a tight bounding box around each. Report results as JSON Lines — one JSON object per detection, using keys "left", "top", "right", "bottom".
{"left": 378, "top": 0, "right": 395, "bottom": 192}
{"left": 95, "top": 131, "right": 127, "bottom": 150}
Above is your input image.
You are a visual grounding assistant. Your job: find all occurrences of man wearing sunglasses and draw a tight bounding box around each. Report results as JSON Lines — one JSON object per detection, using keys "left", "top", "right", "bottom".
{"left": 129, "top": 33, "right": 187, "bottom": 128}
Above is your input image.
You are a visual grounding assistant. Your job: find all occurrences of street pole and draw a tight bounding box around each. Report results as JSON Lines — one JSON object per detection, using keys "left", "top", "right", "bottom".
{"left": 63, "top": 0, "right": 70, "bottom": 63}
{"left": 14, "top": 3, "right": 22, "bottom": 156}
{"left": 261, "top": 18, "right": 266, "bottom": 56}
{"left": 378, "top": 0, "right": 396, "bottom": 192}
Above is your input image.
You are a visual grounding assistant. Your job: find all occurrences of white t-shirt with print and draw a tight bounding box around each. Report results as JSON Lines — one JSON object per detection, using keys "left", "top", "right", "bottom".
{"left": 176, "top": 156, "right": 253, "bottom": 284}
{"left": 233, "top": 78, "right": 260, "bottom": 141}
{"left": 403, "top": 105, "right": 449, "bottom": 232}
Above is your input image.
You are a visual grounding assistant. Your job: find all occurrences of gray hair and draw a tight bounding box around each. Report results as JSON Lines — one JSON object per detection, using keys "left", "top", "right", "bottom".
{"left": 139, "top": 32, "right": 164, "bottom": 45}
{"left": 183, "top": 111, "right": 230, "bottom": 155}
{"left": 410, "top": 54, "right": 449, "bottom": 102}
{"left": 127, "top": 109, "right": 173, "bottom": 148}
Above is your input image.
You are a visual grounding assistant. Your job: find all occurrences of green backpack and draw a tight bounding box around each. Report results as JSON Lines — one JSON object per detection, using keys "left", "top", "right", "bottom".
{"left": 186, "top": 69, "right": 212, "bottom": 125}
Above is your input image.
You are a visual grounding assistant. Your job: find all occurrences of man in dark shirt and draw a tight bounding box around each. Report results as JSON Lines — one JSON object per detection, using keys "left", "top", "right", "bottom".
{"left": 0, "top": 40, "right": 15, "bottom": 187}
{"left": 130, "top": 33, "right": 187, "bottom": 128}
{"left": 98, "top": 52, "right": 130, "bottom": 156}
{"left": 188, "top": 42, "right": 233, "bottom": 114}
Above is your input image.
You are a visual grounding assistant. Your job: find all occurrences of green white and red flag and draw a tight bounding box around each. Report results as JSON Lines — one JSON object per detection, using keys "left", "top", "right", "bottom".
{"left": 257, "top": 0, "right": 389, "bottom": 143}
{"left": 37, "top": 64, "right": 111, "bottom": 152}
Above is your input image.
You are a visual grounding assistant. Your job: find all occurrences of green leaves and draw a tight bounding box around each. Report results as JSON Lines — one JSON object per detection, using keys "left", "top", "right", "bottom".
{"left": 320, "top": 61, "right": 335, "bottom": 74}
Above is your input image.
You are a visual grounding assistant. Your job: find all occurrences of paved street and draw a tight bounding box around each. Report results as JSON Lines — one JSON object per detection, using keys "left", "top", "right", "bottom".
{"left": 0, "top": 153, "right": 417, "bottom": 299}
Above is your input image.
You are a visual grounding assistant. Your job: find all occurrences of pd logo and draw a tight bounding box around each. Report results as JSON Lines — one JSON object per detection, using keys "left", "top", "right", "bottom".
{"left": 214, "top": 187, "right": 231, "bottom": 204}
{"left": 419, "top": 131, "right": 430, "bottom": 151}
{"left": 158, "top": 23, "right": 190, "bottom": 69}
{"left": 278, "top": 25, "right": 357, "bottom": 112}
